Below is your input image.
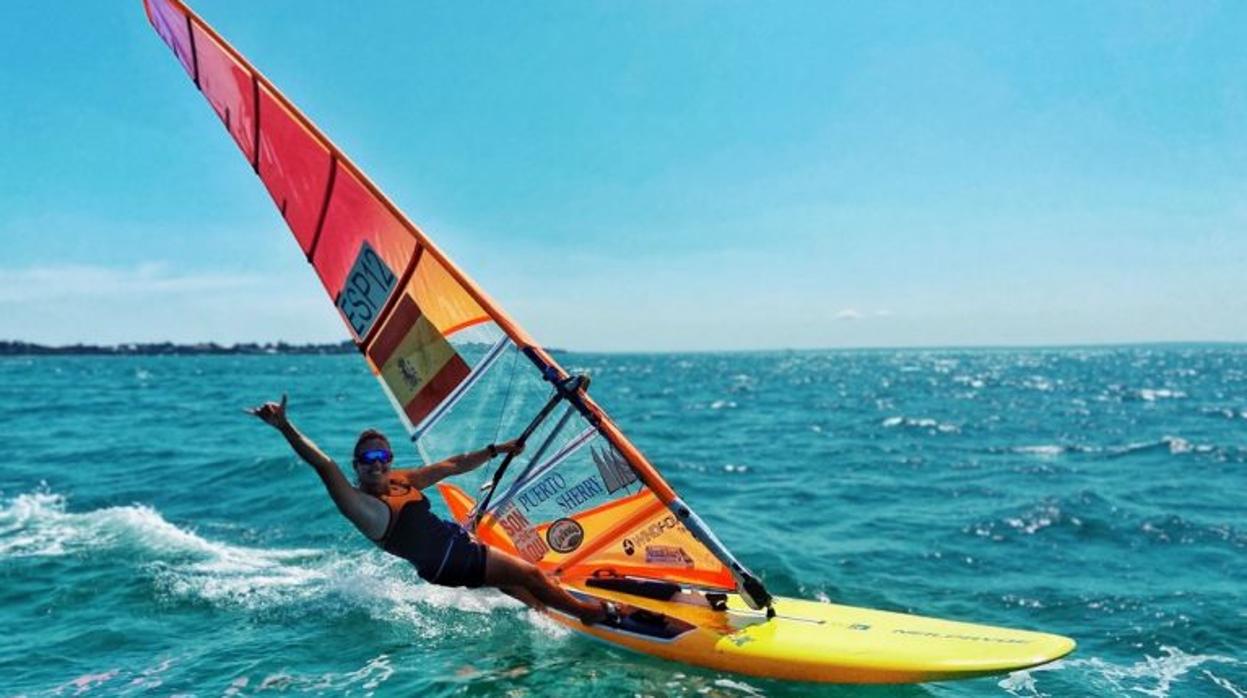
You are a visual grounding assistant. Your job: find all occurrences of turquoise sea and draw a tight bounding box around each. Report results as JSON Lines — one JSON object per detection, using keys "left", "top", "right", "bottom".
{"left": 1, "top": 346, "right": 1243, "bottom": 696}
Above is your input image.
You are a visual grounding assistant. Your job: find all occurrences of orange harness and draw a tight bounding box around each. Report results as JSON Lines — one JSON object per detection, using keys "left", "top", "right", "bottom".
{"left": 375, "top": 482, "right": 426, "bottom": 541}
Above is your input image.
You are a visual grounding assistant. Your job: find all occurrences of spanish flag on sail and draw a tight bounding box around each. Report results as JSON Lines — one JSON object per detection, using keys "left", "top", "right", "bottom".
{"left": 368, "top": 294, "right": 470, "bottom": 426}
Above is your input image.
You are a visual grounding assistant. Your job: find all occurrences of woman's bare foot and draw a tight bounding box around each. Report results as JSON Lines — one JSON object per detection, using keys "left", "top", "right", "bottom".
{"left": 582, "top": 600, "right": 621, "bottom": 626}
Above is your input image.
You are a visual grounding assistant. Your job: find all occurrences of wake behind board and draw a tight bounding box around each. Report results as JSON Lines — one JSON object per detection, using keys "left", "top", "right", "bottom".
{"left": 556, "top": 579, "right": 1075, "bottom": 684}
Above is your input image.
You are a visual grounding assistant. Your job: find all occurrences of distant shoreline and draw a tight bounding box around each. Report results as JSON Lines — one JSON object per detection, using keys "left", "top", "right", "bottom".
{"left": 2, "top": 339, "right": 1244, "bottom": 357}
{"left": 0, "top": 340, "right": 356, "bottom": 356}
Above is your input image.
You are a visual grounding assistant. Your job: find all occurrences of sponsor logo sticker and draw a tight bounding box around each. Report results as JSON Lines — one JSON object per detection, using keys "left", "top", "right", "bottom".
{"left": 496, "top": 503, "right": 548, "bottom": 563}
{"left": 591, "top": 445, "right": 637, "bottom": 494}
{"left": 516, "top": 472, "right": 567, "bottom": 512}
{"left": 554, "top": 476, "right": 605, "bottom": 512}
{"left": 644, "top": 545, "right": 693, "bottom": 567}
{"left": 545, "top": 518, "right": 585, "bottom": 553}
{"left": 622, "top": 515, "right": 689, "bottom": 556}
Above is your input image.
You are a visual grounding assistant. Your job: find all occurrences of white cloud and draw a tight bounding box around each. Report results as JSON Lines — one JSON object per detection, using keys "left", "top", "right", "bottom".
{"left": 0, "top": 263, "right": 263, "bottom": 303}
{"left": 834, "top": 308, "right": 893, "bottom": 322}
{"left": 0, "top": 262, "right": 346, "bottom": 345}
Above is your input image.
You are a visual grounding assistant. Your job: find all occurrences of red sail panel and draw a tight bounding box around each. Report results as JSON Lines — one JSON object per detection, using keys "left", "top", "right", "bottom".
{"left": 311, "top": 165, "right": 417, "bottom": 301}
{"left": 189, "top": 22, "right": 256, "bottom": 164}
{"left": 256, "top": 84, "right": 332, "bottom": 254}
{"left": 144, "top": 0, "right": 194, "bottom": 80}
{"left": 142, "top": 0, "right": 535, "bottom": 351}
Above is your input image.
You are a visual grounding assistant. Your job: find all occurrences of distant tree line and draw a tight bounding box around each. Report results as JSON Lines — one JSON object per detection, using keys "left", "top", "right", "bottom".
{"left": 0, "top": 340, "right": 357, "bottom": 356}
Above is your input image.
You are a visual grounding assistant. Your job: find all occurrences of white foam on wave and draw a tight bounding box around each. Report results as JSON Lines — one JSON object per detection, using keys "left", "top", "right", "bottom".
{"left": 1004, "top": 503, "right": 1065, "bottom": 535}
{"left": 0, "top": 490, "right": 522, "bottom": 628}
{"left": 1023, "top": 375, "right": 1055, "bottom": 392}
{"left": 881, "top": 416, "right": 960, "bottom": 433}
{"left": 0, "top": 491, "right": 288, "bottom": 558}
{"left": 953, "top": 374, "right": 987, "bottom": 389}
{"left": 0, "top": 490, "right": 303, "bottom": 562}
{"left": 1015, "top": 445, "right": 1068, "bottom": 457}
{"left": 247, "top": 654, "right": 395, "bottom": 694}
{"left": 1139, "top": 388, "right": 1187, "bottom": 402}
{"left": 1106, "top": 436, "right": 1216, "bottom": 457}
{"left": 712, "top": 677, "right": 766, "bottom": 696}
{"left": 1205, "top": 669, "right": 1247, "bottom": 698}
{"left": 50, "top": 656, "right": 176, "bottom": 696}
{"left": 211, "top": 654, "right": 397, "bottom": 696}
{"left": 525, "top": 607, "right": 573, "bottom": 640}
{"left": 1000, "top": 646, "right": 1243, "bottom": 698}
{"left": 1164, "top": 436, "right": 1194, "bottom": 455}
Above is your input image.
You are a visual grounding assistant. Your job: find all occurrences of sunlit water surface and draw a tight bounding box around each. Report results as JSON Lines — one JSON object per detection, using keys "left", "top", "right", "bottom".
{"left": 1, "top": 346, "right": 1243, "bottom": 696}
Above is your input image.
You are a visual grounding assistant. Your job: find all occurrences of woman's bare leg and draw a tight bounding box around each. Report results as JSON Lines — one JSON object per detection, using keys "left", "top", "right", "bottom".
{"left": 500, "top": 586, "right": 545, "bottom": 612}
{"left": 482, "top": 548, "right": 604, "bottom": 622}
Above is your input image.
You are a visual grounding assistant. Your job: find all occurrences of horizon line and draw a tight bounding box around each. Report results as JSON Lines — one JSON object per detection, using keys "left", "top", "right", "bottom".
{"left": 4, "top": 338, "right": 1245, "bottom": 356}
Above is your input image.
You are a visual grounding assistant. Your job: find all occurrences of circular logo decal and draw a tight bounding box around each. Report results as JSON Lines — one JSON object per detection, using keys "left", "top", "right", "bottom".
{"left": 622, "top": 539, "right": 635, "bottom": 556}
{"left": 546, "top": 518, "right": 585, "bottom": 554}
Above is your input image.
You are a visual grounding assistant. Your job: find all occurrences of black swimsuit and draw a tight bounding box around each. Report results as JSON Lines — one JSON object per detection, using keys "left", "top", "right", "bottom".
{"left": 375, "top": 483, "right": 488, "bottom": 588}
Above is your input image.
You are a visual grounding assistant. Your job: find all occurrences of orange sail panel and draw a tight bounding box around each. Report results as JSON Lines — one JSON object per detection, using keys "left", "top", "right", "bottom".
{"left": 456, "top": 428, "right": 737, "bottom": 589}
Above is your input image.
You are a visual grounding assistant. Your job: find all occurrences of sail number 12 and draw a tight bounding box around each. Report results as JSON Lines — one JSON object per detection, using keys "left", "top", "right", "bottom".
{"left": 336, "top": 241, "right": 398, "bottom": 339}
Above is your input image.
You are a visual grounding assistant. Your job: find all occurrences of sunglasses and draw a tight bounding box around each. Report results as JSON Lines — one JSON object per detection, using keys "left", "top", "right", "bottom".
{"left": 356, "top": 448, "right": 393, "bottom": 467}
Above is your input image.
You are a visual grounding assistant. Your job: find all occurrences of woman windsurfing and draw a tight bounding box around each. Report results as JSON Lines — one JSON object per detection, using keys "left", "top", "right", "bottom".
{"left": 248, "top": 393, "right": 614, "bottom": 624}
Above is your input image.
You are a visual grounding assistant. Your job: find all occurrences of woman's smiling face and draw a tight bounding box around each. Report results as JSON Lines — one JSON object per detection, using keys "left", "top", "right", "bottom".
{"left": 353, "top": 433, "right": 392, "bottom": 494}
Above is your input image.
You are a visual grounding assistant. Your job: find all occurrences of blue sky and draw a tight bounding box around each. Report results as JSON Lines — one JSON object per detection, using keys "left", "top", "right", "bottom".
{"left": 1, "top": 1, "right": 1244, "bottom": 351}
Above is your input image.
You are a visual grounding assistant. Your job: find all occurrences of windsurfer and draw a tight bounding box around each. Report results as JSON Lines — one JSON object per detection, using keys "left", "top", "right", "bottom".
{"left": 249, "top": 393, "right": 614, "bottom": 624}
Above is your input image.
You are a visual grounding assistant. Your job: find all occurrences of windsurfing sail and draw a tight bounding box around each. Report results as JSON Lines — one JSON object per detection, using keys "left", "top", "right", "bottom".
{"left": 143, "top": 0, "right": 773, "bottom": 611}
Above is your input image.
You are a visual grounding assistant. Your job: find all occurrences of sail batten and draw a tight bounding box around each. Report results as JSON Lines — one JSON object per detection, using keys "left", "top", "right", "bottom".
{"left": 145, "top": 0, "right": 771, "bottom": 606}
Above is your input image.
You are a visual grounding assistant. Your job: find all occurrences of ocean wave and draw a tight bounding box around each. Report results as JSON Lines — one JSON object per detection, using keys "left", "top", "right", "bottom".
{"left": 1004, "top": 436, "right": 1219, "bottom": 459}
{"left": 968, "top": 501, "right": 1076, "bottom": 539}
{"left": 1013, "top": 445, "right": 1073, "bottom": 457}
{"left": 0, "top": 490, "right": 318, "bottom": 563}
{"left": 968, "top": 493, "right": 1245, "bottom": 549}
{"left": 45, "top": 654, "right": 397, "bottom": 696}
{"left": 223, "top": 654, "right": 395, "bottom": 694}
{"left": 0, "top": 490, "right": 522, "bottom": 623}
{"left": 952, "top": 374, "right": 988, "bottom": 389}
{"left": 50, "top": 657, "right": 176, "bottom": 695}
{"left": 881, "top": 416, "right": 960, "bottom": 433}
{"left": 1000, "top": 646, "right": 1243, "bottom": 698}
{"left": 1106, "top": 436, "right": 1215, "bottom": 458}
{"left": 1136, "top": 388, "right": 1187, "bottom": 402}
{"left": 1138, "top": 516, "right": 1247, "bottom": 548}
{"left": 1022, "top": 375, "right": 1055, "bottom": 392}
{"left": 1199, "top": 406, "right": 1247, "bottom": 421}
